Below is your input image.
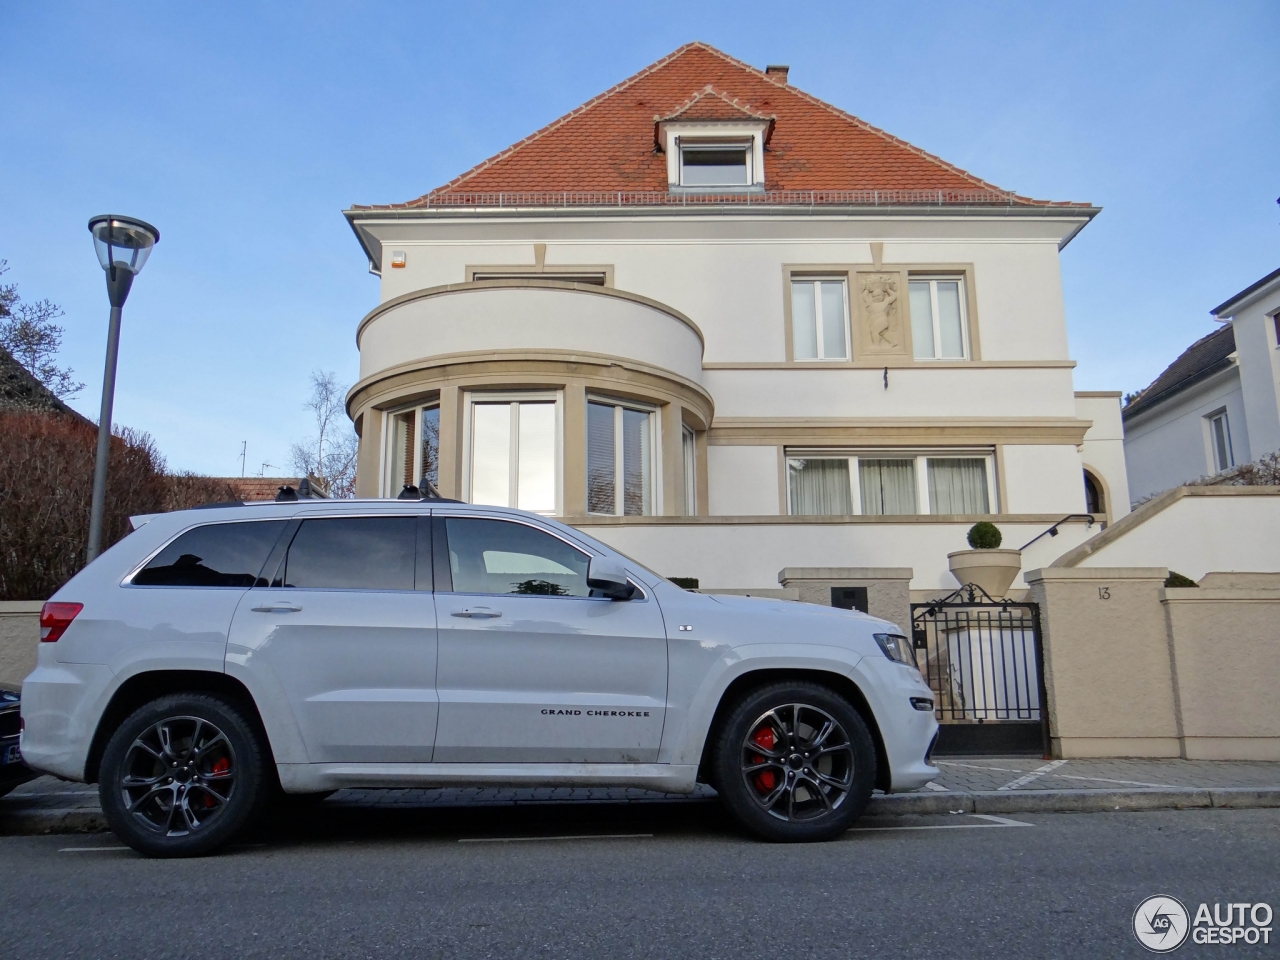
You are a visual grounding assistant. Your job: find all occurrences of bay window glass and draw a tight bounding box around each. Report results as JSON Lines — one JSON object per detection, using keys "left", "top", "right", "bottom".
{"left": 927, "top": 458, "right": 989, "bottom": 514}
{"left": 910, "top": 278, "right": 968, "bottom": 359}
{"left": 386, "top": 403, "right": 440, "bottom": 496}
{"left": 859, "top": 459, "right": 918, "bottom": 516}
{"left": 682, "top": 425, "right": 697, "bottom": 516}
{"left": 788, "top": 459, "right": 853, "bottom": 516}
{"left": 792, "top": 279, "right": 849, "bottom": 360}
{"left": 587, "top": 400, "right": 654, "bottom": 516}
{"left": 470, "top": 399, "right": 557, "bottom": 513}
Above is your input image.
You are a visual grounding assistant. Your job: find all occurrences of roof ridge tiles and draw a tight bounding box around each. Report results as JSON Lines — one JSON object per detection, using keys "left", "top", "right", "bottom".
{"left": 656, "top": 84, "right": 776, "bottom": 122}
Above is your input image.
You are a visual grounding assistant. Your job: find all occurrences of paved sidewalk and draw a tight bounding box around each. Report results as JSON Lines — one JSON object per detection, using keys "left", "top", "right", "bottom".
{"left": 3, "top": 757, "right": 1279, "bottom": 834}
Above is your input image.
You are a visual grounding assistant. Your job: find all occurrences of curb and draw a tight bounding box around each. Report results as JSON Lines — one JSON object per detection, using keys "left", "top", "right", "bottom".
{"left": 867, "top": 786, "right": 1280, "bottom": 817}
{"left": 2, "top": 787, "right": 1279, "bottom": 835}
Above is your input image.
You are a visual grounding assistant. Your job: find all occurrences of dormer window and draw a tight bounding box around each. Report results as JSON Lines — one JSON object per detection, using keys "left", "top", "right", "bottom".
{"left": 679, "top": 142, "right": 751, "bottom": 186}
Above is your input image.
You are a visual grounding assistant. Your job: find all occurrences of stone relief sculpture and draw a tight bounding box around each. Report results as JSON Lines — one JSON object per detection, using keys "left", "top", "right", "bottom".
{"left": 860, "top": 274, "right": 900, "bottom": 349}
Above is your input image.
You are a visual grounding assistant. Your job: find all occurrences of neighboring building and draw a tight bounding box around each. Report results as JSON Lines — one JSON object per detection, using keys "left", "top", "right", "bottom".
{"left": 342, "top": 42, "right": 1125, "bottom": 590}
{"left": 1123, "top": 267, "right": 1280, "bottom": 502}
{"left": 205, "top": 477, "right": 327, "bottom": 501}
{"left": 0, "top": 345, "right": 88, "bottom": 422}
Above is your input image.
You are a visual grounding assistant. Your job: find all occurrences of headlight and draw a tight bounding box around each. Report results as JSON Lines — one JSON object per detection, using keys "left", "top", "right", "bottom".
{"left": 874, "top": 632, "right": 916, "bottom": 667}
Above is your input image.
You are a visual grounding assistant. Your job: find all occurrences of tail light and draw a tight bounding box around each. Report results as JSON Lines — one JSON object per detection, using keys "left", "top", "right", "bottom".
{"left": 40, "top": 602, "right": 83, "bottom": 642}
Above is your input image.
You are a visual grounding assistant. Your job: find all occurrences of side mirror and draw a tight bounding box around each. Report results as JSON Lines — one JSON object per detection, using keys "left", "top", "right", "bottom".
{"left": 587, "top": 557, "right": 636, "bottom": 601}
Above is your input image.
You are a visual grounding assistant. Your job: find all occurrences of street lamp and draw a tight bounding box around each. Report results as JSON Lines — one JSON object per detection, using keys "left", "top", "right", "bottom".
{"left": 85, "top": 215, "right": 159, "bottom": 563}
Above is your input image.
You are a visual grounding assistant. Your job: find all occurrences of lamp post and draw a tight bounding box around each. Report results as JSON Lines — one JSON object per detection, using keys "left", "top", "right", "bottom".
{"left": 85, "top": 215, "right": 159, "bottom": 564}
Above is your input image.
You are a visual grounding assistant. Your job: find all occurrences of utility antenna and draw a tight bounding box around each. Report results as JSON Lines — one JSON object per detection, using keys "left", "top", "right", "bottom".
{"left": 259, "top": 462, "right": 275, "bottom": 477}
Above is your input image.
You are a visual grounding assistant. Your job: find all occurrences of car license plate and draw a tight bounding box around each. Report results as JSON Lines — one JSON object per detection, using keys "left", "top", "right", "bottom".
{"left": 1, "top": 744, "right": 20, "bottom": 766}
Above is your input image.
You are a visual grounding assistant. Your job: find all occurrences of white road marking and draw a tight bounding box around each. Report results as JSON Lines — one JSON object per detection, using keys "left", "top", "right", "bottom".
{"left": 935, "top": 761, "right": 1036, "bottom": 774}
{"left": 1047, "top": 774, "right": 1176, "bottom": 788}
{"left": 848, "top": 815, "right": 1033, "bottom": 833}
{"left": 59, "top": 846, "right": 129, "bottom": 853}
{"left": 459, "top": 833, "right": 653, "bottom": 844}
{"left": 998, "top": 759, "right": 1068, "bottom": 790}
{"left": 923, "top": 782, "right": 949, "bottom": 792}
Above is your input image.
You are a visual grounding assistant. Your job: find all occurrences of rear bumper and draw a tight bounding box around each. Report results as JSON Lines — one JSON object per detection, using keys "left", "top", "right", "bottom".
{"left": 20, "top": 658, "right": 113, "bottom": 782}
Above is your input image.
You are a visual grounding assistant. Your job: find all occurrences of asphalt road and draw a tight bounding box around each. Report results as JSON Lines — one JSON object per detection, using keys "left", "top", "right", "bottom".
{"left": 0, "top": 801, "right": 1276, "bottom": 959}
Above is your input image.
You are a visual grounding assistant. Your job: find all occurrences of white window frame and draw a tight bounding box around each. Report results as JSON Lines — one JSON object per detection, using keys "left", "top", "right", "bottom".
{"left": 785, "top": 450, "right": 997, "bottom": 516}
{"left": 382, "top": 401, "right": 441, "bottom": 498}
{"left": 910, "top": 276, "right": 971, "bottom": 360}
{"left": 791, "top": 277, "right": 851, "bottom": 361}
{"left": 677, "top": 139, "right": 752, "bottom": 187}
{"left": 682, "top": 425, "right": 697, "bottom": 516}
{"left": 462, "top": 390, "right": 563, "bottom": 515}
{"left": 1206, "top": 409, "right": 1234, "bottom": 473}
{"left": 586, "top": 395, "right": 661, "bottom": 517}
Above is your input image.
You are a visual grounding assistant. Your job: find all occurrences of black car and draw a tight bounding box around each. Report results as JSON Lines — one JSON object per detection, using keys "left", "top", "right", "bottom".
{"left": 0, "top": 687, "right": 38, "bottom": 798}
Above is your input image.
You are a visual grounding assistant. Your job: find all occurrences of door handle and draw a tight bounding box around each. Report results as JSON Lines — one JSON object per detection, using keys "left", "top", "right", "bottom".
{"left": 251, "top": 603, "right": 302, "bottom": 613}
{"left": 451, "top": 607, "right": 502, "bottom": 619}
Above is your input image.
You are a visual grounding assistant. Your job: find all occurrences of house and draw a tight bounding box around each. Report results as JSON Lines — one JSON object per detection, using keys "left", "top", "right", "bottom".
{"left": 342, "top": 42, "right": 1126, "bottom": 592}
{"left": 1123, "top": 266, "right": 1280, "bottom": 502}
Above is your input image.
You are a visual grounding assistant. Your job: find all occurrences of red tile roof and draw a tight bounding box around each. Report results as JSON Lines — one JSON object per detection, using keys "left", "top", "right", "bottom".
{"left": 357, "top": 42, "right": 1087, "bottom": 210}
{"left": 657, "top": 84, "right": 775, "bottom": 126}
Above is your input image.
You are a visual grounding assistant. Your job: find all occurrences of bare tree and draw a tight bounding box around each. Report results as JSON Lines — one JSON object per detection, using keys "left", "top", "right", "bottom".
{"left": 0, "top": 260, "right": 84, "bottom": 399}
{"left": 290, "top": 370, "right": 358, "bottom": 498}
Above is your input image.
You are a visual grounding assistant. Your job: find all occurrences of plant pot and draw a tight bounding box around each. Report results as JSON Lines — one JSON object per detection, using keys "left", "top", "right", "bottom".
{"left": 947, "top": 549, "right": 1022, "bottom": 598}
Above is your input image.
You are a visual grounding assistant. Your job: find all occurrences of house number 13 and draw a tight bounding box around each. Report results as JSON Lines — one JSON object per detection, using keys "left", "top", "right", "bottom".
{"left": 1098, "top": 586, "right": 1111, "bottom": 600}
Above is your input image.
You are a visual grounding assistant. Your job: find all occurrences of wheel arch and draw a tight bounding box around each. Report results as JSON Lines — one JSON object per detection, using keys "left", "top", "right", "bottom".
{"left": 697, "top": 668, "right": 891, "bottom": 793}
{"left": 84, "top": 670, "right": 272, "bottom": 784}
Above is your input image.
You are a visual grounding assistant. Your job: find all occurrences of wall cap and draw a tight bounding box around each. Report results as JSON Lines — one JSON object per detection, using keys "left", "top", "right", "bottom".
{"left": 1025, "top": 566, "right": 1168, "bottom": 583}
{"left": 778, "top": 567, "right": 914, "bottom": 582}
{"left": 1162, "top": 588, "right": 1280, "bottom": 602}
{"left": 0, "top": 601, "right": 43, "bottom": 614}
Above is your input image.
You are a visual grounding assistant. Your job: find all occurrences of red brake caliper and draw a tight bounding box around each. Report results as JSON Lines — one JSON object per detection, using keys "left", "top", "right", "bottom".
{"left": 750, "top": 727, "right": 777, "bottom": 793}
{"left": 204, "top": 757, "right": 230, "bottom": 807}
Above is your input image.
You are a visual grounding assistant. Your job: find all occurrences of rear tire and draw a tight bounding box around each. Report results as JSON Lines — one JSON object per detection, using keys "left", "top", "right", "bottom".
{"left": 711, "top": 681, "right": 876, "bottom": 842}
{"left": 99, "top": 693, "right": 270, "bottom": 858}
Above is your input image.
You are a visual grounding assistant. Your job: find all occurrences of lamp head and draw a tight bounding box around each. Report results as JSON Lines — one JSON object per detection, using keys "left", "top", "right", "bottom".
{"left": 88, "top": 215, "right": 159, "bottom": 276}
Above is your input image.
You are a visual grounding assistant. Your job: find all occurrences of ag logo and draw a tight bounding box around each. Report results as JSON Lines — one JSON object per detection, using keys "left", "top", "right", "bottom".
{"left": 1133, "top": 895, "right": 1190, "bottom": 952}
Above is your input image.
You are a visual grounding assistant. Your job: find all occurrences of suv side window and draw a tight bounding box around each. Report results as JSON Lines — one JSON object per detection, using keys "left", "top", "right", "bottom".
{"left": 443, "top": 518, "right": 590, "bottom": 597}
{"left": 133, "top": 520, "right": 289, "bottom": 587}
{"left": 280, "top": 517, "right": 415, "bottom": 591}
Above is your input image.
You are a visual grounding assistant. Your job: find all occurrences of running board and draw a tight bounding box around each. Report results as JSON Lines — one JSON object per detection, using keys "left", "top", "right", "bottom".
{"left": 277, "top": 762, "right": 701, "bottom": 794}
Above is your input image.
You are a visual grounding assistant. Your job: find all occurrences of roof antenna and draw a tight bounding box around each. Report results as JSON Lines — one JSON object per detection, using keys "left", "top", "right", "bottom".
{"left": 274, "top": 485, "right": 298, "bottom": 502}
{"left": 396, "top": 483, "right": 421, "bottom": 500}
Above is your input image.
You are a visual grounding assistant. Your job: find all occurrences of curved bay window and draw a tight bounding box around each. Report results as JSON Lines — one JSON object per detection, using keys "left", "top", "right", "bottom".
{"left": 386, "top": 403, "right": 440, "bottom": 496}
{"left": 467, "top": 394, "right": 559, "bottom": 514}
{"left": 587, "top": 398, "right": 655, "bottom": 516}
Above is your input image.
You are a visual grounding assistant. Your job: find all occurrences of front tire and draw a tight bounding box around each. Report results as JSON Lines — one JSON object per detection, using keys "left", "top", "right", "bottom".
{"left": 99, "top": 693, "right": 270, "bottom": 858}
{"left": 711, "top": 682, "right": 876, "bottom": 842}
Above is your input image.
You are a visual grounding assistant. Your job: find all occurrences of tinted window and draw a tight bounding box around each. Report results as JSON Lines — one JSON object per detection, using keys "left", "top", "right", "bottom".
{"left": 133, "top": 520, "right": 287, "bottom": 587}
{"left": 445, "top": 518, "right": 590, "bottom": 597}
{"left": 282, "top": 517, "right": 415, "bottom": 591}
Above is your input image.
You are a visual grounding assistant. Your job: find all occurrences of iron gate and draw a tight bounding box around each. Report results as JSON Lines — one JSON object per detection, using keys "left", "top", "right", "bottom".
{"left": 911, "top": 585, "right": 1049, "bottom": 756}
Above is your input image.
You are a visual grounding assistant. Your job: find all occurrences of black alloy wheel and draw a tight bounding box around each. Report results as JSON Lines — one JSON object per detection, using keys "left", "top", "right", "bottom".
{"left": 712, "top": 681, "right": 876, "bottom": 842}
{"left": 99, "top": 693, "right": 269, "bottom": 858}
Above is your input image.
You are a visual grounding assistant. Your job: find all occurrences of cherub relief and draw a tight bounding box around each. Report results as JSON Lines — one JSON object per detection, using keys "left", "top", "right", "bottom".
{"left": 861, "top": 276, "right": 899, "bottom": 347}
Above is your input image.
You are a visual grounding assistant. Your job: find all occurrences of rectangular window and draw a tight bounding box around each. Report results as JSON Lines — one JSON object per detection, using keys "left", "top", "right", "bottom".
{"left": 859, "top": 459, "right": 918, "bottom": 516}
{"left": 386, "top": 404, "right": 440, "bottom": 496}
{"left": 587, "top": 399, "right": 654, "bottom": 516}
{"left": 927, "top": 458, "right": 990, "bottom": 514}
{"left": 909, "top": 278, "right": 968, "bottom": 359}
{"left": 1273, "top": 312, "right": 1280, "bottom": 347}
{"left": 443, "top": 518, "right": 592, "bottom": 597}
{"left": 282, "top": 517, "right": 416, "bottom": 592}
{"left": 791, "top": 279, "right": 849, "bottom": 360}
{"left": 788, "top": 458, "right": 853, "bottom": 516}
{"left": 786, "top": 452, "right": 995, "bottom": 517}
{"left": 682, "top": 425, "right": 697, "bottom": 516}
{"left": 469, "top": 398, "right": 558, "bottom": 513}
{"left": 680, "top": 143, "right": 749, "bottom": 186}
{"left": 1208, "top": 411, "right": 1234, "bottom": 472}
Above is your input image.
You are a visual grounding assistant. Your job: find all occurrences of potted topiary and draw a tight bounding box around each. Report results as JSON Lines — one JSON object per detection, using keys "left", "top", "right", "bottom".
{"left": 947, "top": 522, "right": 1022, "bottom": 598}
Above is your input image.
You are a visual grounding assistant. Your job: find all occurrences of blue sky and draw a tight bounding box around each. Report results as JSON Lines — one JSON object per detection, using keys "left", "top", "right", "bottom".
{"left": 1, "top": 1, "right": 1276, "bottom": 476}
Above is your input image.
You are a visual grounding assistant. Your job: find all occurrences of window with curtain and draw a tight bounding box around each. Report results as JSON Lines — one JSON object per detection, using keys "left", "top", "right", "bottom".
{"left": 859, "top": 459, "right": 918, "bottom": 515}
{"left": 909, "top": 278, "right": 968, "bottom": 359}
{"left": 792, "top": 279, "right": 849, "bottom": 360}
{"left": 788, "top": 459, "right": 853, "bottom": 515}
{"left": 587, "top": 400, "right": 654, "bottom": 516}
{"left": 927, "top": 458, "right": 989, "bottom": 514}
{"left": 470, "top": 399, "right": 557, "bottom": 513}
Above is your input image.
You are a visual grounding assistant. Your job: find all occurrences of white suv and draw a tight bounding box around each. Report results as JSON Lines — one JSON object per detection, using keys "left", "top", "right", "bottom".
{"left": 22, "top": 499, "right": 938, "bottom": 856}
